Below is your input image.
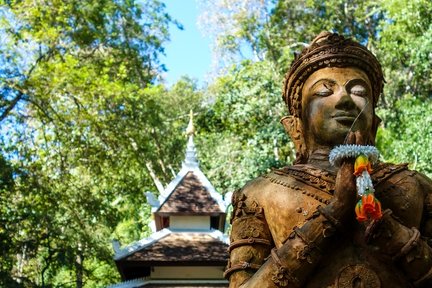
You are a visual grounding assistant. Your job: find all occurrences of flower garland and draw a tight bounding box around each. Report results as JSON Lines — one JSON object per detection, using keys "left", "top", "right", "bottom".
{"left": 329, "top": 145, "right": 382, "bottom": 222}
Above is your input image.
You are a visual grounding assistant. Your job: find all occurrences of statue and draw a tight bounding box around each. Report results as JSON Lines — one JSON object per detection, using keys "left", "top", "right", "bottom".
{"left": 225, "top": 32, "right": 432, "bottom": 288}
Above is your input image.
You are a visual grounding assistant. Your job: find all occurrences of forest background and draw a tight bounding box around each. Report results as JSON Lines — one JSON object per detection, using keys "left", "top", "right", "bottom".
{"left": 1, "top": 0, "right": 431, "bottom": 287}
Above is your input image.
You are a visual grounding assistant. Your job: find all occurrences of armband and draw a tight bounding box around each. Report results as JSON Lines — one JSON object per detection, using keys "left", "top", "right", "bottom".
{"left": 392, "top": 227, "right": 420, "bottom": 261}
{"left": 223, "top": 261, "right": 262, "bottom": 278}
{"left": 271, "top": 248, "right": 300, "bottom": 287}
{"left": 228, "top": 238, "right": 272, "bottom": 252}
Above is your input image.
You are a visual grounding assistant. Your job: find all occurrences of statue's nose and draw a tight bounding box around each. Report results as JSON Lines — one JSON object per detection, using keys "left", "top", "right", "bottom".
{"left": 335, "top": 88, "right": 356, "bottom": 110}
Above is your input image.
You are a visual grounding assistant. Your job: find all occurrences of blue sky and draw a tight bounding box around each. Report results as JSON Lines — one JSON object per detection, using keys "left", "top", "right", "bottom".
{"left": 162, "top": 0, "right": 212, "bottom": 87}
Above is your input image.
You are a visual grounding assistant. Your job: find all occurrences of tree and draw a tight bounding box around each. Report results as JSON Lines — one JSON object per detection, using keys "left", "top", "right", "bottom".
{"left": 196, "top": 0, "right": 384, "bottom": 192}
{"left": 198, "top": 0, "right": 384, "bottom": 74}
{"left": 374, "top": 0, "right": 432, "bottom": 175}
{"left": 377, "top": 97, "right": 432, "bottom": 178}
{"left": 376, "top": 0, "right": 432, "bottom": 102}
{"left": 0, "top": 0, "right": 192, "bottom": 286}
{"left": 196, "top": 60, "right": 293, "bottom": 192}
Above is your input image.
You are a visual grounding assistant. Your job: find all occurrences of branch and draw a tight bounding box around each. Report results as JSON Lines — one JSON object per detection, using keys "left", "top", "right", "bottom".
{"left": 23, "top": 97, "right": 54, "bottom": 123}
{"left": 0, "top": 90, "right": 23, "bottom": 122}
{"left": 26, "top": 46, "right": 54, "bottom": 80}
{"left": 0, "top": 46, "right": 55, "bottom": 122}
{"left": 145, "top": 161, "right": 165, "bottom": 194}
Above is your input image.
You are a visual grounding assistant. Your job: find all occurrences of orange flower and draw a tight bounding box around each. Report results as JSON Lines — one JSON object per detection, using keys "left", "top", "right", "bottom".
{"left": 354, "top": 154, "right": 372, "bottom": 176}
{"left": 355, "top": 200, "right": 367, "bottom": 222}
{"left": 355, "top": 193, "right": 383, "bottom": 222}
{"left": 370, "top": 199, "right": 382, "bottom": 220}
{"left": 362, "top": 193, "right": 376, "bottom": 214}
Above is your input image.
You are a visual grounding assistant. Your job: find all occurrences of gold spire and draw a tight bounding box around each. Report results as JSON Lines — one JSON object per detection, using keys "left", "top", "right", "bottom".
{"left": 186, "top": 110, "right": 195, "bottom": 136}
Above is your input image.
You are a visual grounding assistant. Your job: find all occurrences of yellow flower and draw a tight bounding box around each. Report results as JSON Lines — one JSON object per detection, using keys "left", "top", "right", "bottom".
{"left": 354, "top": 154, "right": 372, "bottom": 176}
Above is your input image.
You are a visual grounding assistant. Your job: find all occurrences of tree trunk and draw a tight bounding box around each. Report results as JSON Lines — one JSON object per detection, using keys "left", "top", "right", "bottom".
{"left": 75, "top": 246, "right": 84, "bottom": 288}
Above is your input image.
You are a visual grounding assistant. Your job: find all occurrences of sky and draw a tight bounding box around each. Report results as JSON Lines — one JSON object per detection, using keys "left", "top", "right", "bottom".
{"left": 161, "top": 0, "right": 212, "bottom": 87}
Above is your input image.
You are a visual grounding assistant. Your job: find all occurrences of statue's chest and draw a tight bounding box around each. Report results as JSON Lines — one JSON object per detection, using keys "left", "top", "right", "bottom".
{"left": 259, "top": 164, "right": 423, "bottom": 247}
{"left": 259, "top": 167, "right": 335, "bottom": 247}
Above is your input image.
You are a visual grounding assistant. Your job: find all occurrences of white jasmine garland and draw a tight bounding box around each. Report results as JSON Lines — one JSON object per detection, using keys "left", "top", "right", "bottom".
{"left": 329, "top": 145, "right": 380, "bottom": 167}
{"left": 356, "top": 170, "right": 375, "bottom": 196}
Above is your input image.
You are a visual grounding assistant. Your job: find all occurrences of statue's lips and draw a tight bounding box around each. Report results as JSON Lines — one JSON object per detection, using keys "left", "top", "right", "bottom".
{"left": 332, "top": 112, "right": 357, "bottom": 124}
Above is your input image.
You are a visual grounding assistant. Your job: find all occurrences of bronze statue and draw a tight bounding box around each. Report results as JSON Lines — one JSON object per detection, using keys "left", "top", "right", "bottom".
{"left": 225, "top": 32, "right": 432, "bottom": 287}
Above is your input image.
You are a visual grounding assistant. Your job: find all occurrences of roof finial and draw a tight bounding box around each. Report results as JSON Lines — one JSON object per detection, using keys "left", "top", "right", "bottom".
{"left": 186, "top": 110, "right": 195, "bottom": 136}
{"left": 183, "top": 110, "right": 199, "bottom": 168}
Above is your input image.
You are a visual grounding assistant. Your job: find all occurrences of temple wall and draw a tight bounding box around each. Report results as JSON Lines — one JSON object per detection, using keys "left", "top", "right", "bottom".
{"left": 170, "top": 215, "right": 210, "bottom": 230}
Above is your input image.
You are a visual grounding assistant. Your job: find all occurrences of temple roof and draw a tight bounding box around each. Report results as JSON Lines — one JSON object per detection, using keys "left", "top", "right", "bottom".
{"left": 114, "top": 229, "right": 229, "bottom": 263}
{"left": 121, "top": 231, "right": 228, "bottom": 263}
{"left": 157, "top": 171, "right": 222, "bottom": 214}
{"left": 147, "top": 112, "right": 227, "bottom": 215}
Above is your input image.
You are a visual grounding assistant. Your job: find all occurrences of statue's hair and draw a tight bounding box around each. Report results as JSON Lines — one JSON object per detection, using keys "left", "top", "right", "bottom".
{"left": 283, "top": 31, "right": 384, "bottom": 118}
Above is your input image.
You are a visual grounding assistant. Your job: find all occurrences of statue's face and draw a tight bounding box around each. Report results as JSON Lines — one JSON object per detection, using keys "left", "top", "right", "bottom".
{"left": 301, "top": 67, "right": 373, "bottom": 150}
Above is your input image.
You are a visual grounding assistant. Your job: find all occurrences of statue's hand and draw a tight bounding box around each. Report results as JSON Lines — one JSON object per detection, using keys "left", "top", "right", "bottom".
{"left": 331, "top": 131, "right": 365, "bottom": 223}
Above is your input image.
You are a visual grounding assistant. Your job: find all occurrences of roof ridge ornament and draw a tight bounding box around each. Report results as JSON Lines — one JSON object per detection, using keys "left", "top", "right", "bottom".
{"left": 186, "top": 110, "right": 195, "bottom": 136}
{"left": 183, "top": 110, "right": 199, "bottom": 169}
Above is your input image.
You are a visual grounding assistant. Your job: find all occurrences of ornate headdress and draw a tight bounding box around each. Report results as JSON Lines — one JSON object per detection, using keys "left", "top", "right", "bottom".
{"left": 283, "top": 31, "right": 384, "bottom": 118}
{"left": 281, "top": 32, "right": 384, "bottom": 164}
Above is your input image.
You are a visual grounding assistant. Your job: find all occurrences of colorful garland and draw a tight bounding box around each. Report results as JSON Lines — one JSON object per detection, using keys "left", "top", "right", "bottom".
{"left": 329, "top": 145, "right": 382, "bottom": 222}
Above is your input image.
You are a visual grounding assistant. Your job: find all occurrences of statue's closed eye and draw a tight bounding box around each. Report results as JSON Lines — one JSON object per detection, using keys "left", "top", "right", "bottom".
{"left": 314, "top": 82, "right": 333, "bottom": 96}
{"left": 350, "top": 84, "right": 368, "bottom": 97}
{"left": 315, "top": 90, "right": 332, "bottom": 97}
{"left": 345, "top": 79, "right": 371, "bottom": 98}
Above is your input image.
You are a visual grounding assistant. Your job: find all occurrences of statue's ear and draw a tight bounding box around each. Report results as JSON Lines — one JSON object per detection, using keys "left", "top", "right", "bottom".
{"left": 280, "top": 116, "right": 308, "bottom": 164}
{"left": 369, "top": 114, "right": 382, "bottom": 146}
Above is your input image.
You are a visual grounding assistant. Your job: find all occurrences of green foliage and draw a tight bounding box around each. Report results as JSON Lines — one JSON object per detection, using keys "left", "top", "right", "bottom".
{"left": 374, "top": 0, "right": 432, "bottom": 178}
{"left": 377, "top": 96, "right": 432, "bottom": 177}
{"left": 195, "top": 0, "right": 386, "bottom": 192}
{"left": 266, "top": 0, "right": 385, "bottom": 72}
{"left": 198, "top": 0, "right": 384, "bottom": 74}
{"left": 197, "top": 60, "right": 294, "bottom": 192}
{"left": 377, "top": 0, "right": 432, "bottom": 101}
{"left": 0, "top": 0, "right": 196, "bottom": 286}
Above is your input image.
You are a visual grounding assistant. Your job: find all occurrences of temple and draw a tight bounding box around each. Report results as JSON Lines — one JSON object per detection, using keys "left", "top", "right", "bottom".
{"left": 109, "top": 112, "right": 230, "bottom": 288}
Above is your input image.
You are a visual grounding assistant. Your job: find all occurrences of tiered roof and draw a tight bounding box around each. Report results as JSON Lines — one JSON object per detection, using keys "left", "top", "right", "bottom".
{"left": 157, "top": 171, "right": 223, "bottom": 215}
{"left": 115, "top": 229, "right": 228, "bottom": 263}
{"left": 109, "top": 112, "right": 229, "bottom": 288}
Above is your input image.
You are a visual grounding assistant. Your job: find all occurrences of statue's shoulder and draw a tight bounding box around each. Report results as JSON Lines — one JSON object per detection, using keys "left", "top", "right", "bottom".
{"left": 372, "top": 162, "right": 431, "bottom": 189}
{"left": 232, "top": 166, "right": 297, "bottom": 203}
{"left": 372, "top": 162, "right": 409, "bottom": 185}
{"left": 239, "top": 165, "right": 303, "bottom": 191}
{"left": 236, "top": 164, "right": 335, "bottom": 206}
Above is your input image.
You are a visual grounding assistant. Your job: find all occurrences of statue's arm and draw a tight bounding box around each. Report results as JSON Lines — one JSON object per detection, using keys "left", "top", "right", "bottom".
{"left": 226, "top": 160, "right": 356, "bottom": 288}
{"left": 366, "top": 172, "right": 432, "bottom": 287}
{"left": 224, "top": 188, "right": 274, "bottom": 287}
{"left": 226, "top": 188, "right": 347, "bottom": 288}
